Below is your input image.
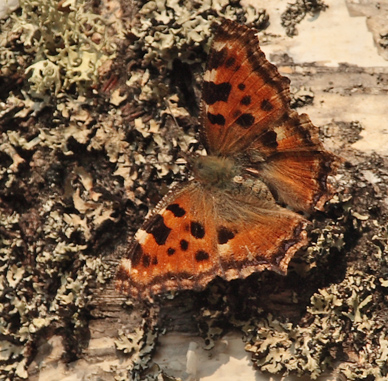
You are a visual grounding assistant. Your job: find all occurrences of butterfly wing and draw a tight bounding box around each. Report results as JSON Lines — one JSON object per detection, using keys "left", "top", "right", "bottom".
{"left": 200, "top": 20, "right": 338, "bottom": 212}
{"left": 201, "top": 19, "right": 291, "bottom": 156}
{"left": 249, "top": 111, "right": 339, "bottom": 212}
{"left": 116, "top": 181, "right": 307, "bottom": 299}
{"left": 117, "top": 183, "right": 223, "bottom": 298}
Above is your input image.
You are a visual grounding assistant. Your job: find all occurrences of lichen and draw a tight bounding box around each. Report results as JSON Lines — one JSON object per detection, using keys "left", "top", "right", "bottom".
{"left": 281, "top": 0, "right": 328, "bottom": 37}
{"left": 127, "top": 0, "right": 269, "bottom": 105}
{"left": 221, "top": 266, "right": 386, "bottom": 379}
{"left": 0, "top": 0, "right": 121, "bottom": 377}
{"left": 133, "top": 0, "right": 268, "bottom": 63}
{"left": 0, "top": 195, "right": 111, "bottom": 378}
{"left": 114, "top": 312, "right": 161, "bottom": 381}
{"left": 11, "top": 0, "right": 114, "bottom": 96}
{"left": 191, "top": 170, "right": 388, "bottom": 380}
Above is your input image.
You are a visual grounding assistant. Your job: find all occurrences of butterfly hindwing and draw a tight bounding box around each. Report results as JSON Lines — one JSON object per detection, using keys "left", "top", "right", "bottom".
{"left": 250, "top": 111, "right": 339, "bottom": 212}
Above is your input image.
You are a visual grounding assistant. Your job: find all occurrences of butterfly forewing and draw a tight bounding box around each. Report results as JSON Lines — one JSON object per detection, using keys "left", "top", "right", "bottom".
{"left": 117, "top": 183, "right": 222, "bottom": 298}
{"left": 201, "top": 19, "right": 291, "bottom": 155}
{"left": 116, "top": 182, "right": 308, "bottom": 299}
{"left": 202, "top": 20, "right": 338, "bottom": 213}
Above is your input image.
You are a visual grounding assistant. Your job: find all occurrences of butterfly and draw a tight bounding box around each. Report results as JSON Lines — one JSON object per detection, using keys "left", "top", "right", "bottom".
{"left": 116, "top": 19, "right": 338, "bottom": 300}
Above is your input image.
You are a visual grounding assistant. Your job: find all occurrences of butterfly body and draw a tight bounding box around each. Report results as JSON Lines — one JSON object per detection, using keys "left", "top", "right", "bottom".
{"left": 116, "top": 19, "right": 339, "bottom": 299}
{"left": 192, "top": 155, "right": 237, "bottom": 188}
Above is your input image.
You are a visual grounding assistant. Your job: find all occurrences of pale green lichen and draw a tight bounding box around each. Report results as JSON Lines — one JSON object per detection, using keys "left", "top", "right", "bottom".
{"left": 7, "top": 0, "right": 114, "bottom": 96}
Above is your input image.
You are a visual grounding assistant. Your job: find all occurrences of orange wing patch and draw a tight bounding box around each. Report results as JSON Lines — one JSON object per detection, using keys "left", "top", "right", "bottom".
{"left": 117, "top": 185, "right": 222, "bottom": 298}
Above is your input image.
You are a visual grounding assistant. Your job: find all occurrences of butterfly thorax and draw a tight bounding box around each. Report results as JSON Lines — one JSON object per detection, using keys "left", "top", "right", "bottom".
{"left": 192, "top": 155, "right": 237, "bottom": 188}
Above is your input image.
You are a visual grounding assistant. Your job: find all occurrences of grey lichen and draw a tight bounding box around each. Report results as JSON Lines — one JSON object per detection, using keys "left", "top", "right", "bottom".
{"left": 0, "top": 0, "right": 122, "bottom": 378}
{"left": 0, "top": 195, "right": 111, "bottom": 378}
{"left": 133, "top": 0, "right": 268, "bottom": 64}
{"left": 128, "top": 0, "right": 269, "bottom": 105}
{"left": 115, "top": 322, "right": 160, "bottom": 380}
{"left": 281, "top": 0, "right": 328, "bottom": 37}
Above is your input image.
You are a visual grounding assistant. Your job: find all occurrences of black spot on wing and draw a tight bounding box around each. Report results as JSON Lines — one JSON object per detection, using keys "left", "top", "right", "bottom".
{"left": 261, "top": 99, "right": 274, "bottom": 111}
{"left": 167, "top": 248, "right": 175, "bottom": 256}
{"left": 152, "top": 256, "right": 158, "bottom": 265}
{"left": 217, "top": 226, "right": 235, "bottom": 244}
{"left": 180, "top": 239, "right": 189, "bottom": 251}
{"left": 166, "top": 204, "right": 186, "bottom": 217}
{"left": 202, "top": 82, "right": 232, "bottom": 105}
{"left": 207, "top": 47, "right": 228, "bottom": 70}
{"left": 208, "top": 112, "right": 226, "bottom": 126}
{"left": 240, "top": 95, "right": 251, "bottom": 106}
{"left": 261, "top": 130, "right": 278, "bottom": 148}
{"left": 236, "top": 113, "right": 255, "bottom": 129}
{"left": 190, "top": 221, "right": 205, "bottom": 239}
{"left": 142, "top": 254, "right": 151, "bottom": 268}
{"left": 238, "top": 83, "right": 246, "bottom": 90}
{"left": 195, "top": 250, "right": 209, "bottom": 262}
{"left": 225, "top": 56, "right": 236, "bottom": 68}
{"left": 145, "top": 214, "right": 171, "bottom": 245}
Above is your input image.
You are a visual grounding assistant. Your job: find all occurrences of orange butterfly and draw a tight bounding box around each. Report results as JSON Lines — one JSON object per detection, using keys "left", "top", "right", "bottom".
{"left": 116, "top": 19, "right": 338, "bottom": 299}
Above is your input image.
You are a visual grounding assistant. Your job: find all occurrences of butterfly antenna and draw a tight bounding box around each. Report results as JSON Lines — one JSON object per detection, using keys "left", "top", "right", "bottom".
{"left": 165, "top": 98, "right": 180, "bottom": 129}
{"left": 164, "top": 98, "right": 193, "bottom": 166}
